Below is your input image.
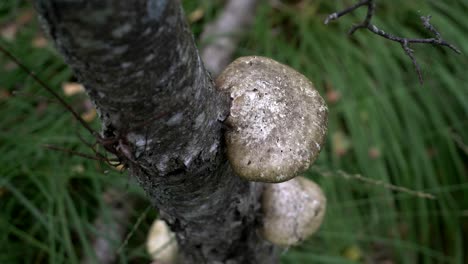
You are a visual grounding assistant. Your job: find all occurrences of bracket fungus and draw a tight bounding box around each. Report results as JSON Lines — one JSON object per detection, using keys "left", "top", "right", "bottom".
{"left": 216, "top": 56, "right": 328, "bottom": 183}
{"left": 146, "top": 219, "right": 179, "bottom": 264}
{"left": 260, "top": 176, "right": 326, "bottom": 246}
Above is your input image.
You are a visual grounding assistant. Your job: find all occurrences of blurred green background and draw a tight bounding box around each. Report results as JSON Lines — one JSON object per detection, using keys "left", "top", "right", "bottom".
{"left": 0, "top": 0, "right": 467, "bottom": 263}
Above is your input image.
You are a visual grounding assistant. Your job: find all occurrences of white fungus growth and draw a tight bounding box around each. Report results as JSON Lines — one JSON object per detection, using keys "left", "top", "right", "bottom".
{"left": 215, "top": 56, "right": 328, "bottom": 183}
{"left": 146, "top": 219, "right": 178, "bottom": 264}
{"left": 260, "top": 176, "right": 326, "bottom": 246}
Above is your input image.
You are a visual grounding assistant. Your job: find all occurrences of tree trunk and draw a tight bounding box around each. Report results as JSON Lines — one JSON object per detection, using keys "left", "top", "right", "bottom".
{"left": 34, "top": 0, "right": 279, "bottom": 263}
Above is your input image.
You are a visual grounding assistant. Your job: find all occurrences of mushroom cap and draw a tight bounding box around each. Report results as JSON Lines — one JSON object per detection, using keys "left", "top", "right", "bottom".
{"left": 260, "top": 176, "right": 326, "bottom": 246}
{"left": 216, "top": 56, "right": 328, "bottom": 183}
{"left": 146, "top": 219, "right": 178, "bottom": 263}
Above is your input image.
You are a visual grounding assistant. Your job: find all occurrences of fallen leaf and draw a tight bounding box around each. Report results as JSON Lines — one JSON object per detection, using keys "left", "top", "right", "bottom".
{"left": 71, "top": 164, "right": 85, "bottom": 174}
{"left": 81, "top": 108, "right": 97, "bottom": 123}
{"left": 188, "top": 8, "right": 204, "bottom": 23}
{"left": 32, "top": 35, "right": 48, "bottom": 48}
{"left": 0, "top": 9, "right": 34, "bottom": 41}
{"left": 0, "top": 89, "right": 11, "bottom": 101}
{"left": 342, "top": 245, "right": 362, "bottom": 261}
{"left": 324, "top": 81, "right": 341, "bottom": 105}
{"left": 62, "top": 82, "right": 85, "bottom": 96}
{"left": 4, "top": 61, "right": 17, "bottom": 71}
{"left": 1, "top": 23, "right": 18, "bottom": 41}
{"left": 114, "top": 164, "right": 125, "bottom": 171}
{"left": 332, "top": 131, "right": 351, "bottom": 157}
{"left": 326, "top": 89, "right": 341, "bottom": 104}
{"left": 17, "top": 9, "right": 34, "bottom": 25}
{"left": 368, "top": 146, "right": 381, "bottom": 159}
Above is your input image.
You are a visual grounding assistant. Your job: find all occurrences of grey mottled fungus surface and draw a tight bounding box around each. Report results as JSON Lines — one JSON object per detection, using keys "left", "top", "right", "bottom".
{"left": 260, "top": 176, "right": 326, "bottom": 246}
{"left": 216, "top": 56, "right": 328, "bottom": 182}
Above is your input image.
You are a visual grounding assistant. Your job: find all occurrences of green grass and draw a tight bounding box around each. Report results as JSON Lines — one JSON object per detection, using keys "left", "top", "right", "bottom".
{"left": 1, "top": 0, "right": 467, "bottom": 263}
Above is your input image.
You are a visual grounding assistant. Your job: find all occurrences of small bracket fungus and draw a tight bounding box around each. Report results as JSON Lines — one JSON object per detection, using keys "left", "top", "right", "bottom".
{"left": 216, "top": 56, "right": 328, "bottom": 183}
{"left": 146, "top": 219, "right": 178, "bottom": 264}
{"left": 260, "top": 176, "right": 326, "bottom": 246}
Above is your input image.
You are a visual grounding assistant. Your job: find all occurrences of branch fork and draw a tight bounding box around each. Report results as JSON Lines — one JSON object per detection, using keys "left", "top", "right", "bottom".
{"left": 325, "top": 0, "right": 461, "bottom": 84}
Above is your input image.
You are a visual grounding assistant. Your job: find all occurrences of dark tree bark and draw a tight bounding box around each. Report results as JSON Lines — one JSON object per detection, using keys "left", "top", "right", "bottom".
{"left": 34, "top": 0, "right": 278, "bottom": 263}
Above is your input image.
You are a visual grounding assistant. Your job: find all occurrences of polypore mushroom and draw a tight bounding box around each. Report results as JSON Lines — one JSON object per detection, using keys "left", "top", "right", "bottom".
{"left": 216, "top": 56, "right": 328, "bottom": 183}
{"left": 260, "top": 176, "right": 326, "bottom": 246}
{"left": 146, "top": 219, "right": 178, "bottom": 264}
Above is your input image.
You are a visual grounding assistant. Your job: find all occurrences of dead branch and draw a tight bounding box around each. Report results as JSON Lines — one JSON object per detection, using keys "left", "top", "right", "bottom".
{"left": 324, "top": 0, "right": 461, "bottom": 84}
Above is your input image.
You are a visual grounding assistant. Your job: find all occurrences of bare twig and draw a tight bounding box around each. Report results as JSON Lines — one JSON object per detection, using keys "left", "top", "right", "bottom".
{"left": 117, "top": 205, "right": 151, "bottom": 254}
{"left": 313, "top": 167, "right": 436, "bottom": 200}
{"left": 42, "top": 144, "right": 111, "bottom": 162}
{"left": 0, "top": 46, "right": 98, "bottom": 135}
{"left": 324, "top": 0, "right": 461, "bottom": 84}
{"left": 324, "top": 0, "right": 370, "bottom": 25}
